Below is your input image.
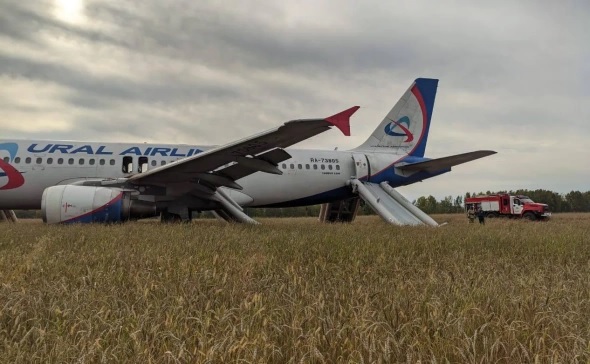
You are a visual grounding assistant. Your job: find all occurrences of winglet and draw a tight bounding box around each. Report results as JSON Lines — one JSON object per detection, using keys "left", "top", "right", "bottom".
{"left": 325, "top": 106, "right": 360, "bottom": 136}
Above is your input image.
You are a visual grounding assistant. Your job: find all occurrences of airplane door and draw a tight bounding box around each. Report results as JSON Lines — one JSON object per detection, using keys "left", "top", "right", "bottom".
{"left": 351, "top": 153, "right": 370, "bottom": 180}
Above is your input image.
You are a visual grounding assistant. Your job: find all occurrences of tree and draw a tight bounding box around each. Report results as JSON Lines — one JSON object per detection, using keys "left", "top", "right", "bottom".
{"left": 439, "top": 196, "right": 453, "bottom": 213}
{"left": 414, "top": 195, "right": 439, "bottom": 214}
{"left": 454, "top": 195, "right": 463, "bottom": 212}
{"left": 565, "top": 191, "right": 590, "bottom": 212}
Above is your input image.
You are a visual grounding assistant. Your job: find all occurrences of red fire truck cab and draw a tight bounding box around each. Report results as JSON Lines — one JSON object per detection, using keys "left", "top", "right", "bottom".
{"left": 465, "top": 194, "right": 551, "bottom": 220}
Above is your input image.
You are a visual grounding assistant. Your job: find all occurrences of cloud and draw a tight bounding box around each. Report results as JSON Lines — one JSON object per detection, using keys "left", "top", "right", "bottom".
{"left": 0, "top": 0, "right": 589, "bottom": 198}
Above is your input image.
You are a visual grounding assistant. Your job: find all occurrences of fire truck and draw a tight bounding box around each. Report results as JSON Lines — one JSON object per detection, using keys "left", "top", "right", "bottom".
{"left": 465, "top": 194, "right": 551, "bottom": 220}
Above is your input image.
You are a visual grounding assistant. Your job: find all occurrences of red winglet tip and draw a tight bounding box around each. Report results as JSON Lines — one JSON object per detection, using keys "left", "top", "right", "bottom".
{"left": 325, "top": 106, "right": 359, "bottom": 136}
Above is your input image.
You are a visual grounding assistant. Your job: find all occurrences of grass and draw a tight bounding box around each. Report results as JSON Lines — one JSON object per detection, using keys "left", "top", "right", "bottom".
{"left": 0, "top": 214, "right": 589, "bottom": 363}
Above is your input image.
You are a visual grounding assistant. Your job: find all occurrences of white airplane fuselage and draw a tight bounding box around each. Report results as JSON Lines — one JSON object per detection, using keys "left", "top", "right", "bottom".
{"left": 0, "top": 140, "right": 443, "bottom": 210}
{"left": 2, "top": 78, "right": 495, "bottom": 224}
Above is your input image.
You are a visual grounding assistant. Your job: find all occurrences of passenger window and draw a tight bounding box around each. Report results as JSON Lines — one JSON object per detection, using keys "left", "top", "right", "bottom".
{"left": 161, "top": 161, "right": 166, "bottom": 166}
{"left": 26, "top": 157, "right": 31, "bottom": 164}
{"left": 313, "top": 164, "right": 317, "bottom": 170}
{"left": 68, "top": 158, "right": 74, "bottom": 165}
{"left": 14, "top": 157, "right": 20, "bottom": 163}
{"left": 282, "top": 163, "right": 286, "bottom": 169}
{"left": 3, "top": 157, "right": 8, "bottom": 162}
{"left": 36, "top": 157, "right": 42, "bottom": 164}
{"left": 305, "top": 164, "right": 310, "bottom": 169}
{"left": 298, "top": 164, "right": 302, "bottom": 169}
{"left": 99, "top": 159, "right": 105, "bottom": 166}
{"left": 321, "top": 164, "right": 325, "bottom": 170}
{"left": 290, "top": 163, "right": 294, "bottom": 169}
{"left": 89, "top": 159, "right": 95, "bottom": 165}
{"left": 79, "top": 158, "right": 84, "bottom": 165}
{"left": 47, "top": 158, "right": 53, "bottom": 165}
{"left": 138, "top": 156, "right": 148, "bottom": 173}
{"left": 151, "top": 160, "right": 157, "bottom": 167}
{"left": 58, "top": 158, "right": 63, "bottom": 165}
{"left": 122, "top": 156, "right": 133, "bottom": 173}
{"left": 336, "top": 165, "right": 340, "bottom": 170}
{"left": 110, "top": 159, "right": 115, "bottom": 166}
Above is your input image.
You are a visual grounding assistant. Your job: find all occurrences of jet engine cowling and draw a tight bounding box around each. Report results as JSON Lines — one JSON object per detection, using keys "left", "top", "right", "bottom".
{"left": 41, "top": 185, "right": 158, "bottom": 223}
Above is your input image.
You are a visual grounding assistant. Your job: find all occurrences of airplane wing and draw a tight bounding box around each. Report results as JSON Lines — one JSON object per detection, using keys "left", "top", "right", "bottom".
{"left": 396, "top": 150, "right": 497, "bottom": 174}
{"left": 126, "top": 106, "right": 360, "bottom": 189}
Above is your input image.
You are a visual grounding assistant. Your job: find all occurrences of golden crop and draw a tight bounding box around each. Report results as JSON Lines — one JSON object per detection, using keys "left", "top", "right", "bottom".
{"left": 1, "top": 214, "right": 589, "bottom": 363}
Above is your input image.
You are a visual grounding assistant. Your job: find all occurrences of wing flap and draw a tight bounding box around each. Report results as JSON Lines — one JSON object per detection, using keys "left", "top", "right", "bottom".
{"left": 219, "top": 148, "right": 292, "bottom": 181}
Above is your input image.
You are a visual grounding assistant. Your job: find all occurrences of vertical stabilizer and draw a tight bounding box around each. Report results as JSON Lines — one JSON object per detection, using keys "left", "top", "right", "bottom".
{"left": 354, "top": 78, "right": 438, "bottom": 157}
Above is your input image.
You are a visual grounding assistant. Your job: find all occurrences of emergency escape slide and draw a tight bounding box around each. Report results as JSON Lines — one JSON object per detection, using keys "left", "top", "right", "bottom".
{"left": 349, "top": 180, "right": 439, "bottom": 226}
{"left": 213, "top": 179, "right": 440, "bottom": 226}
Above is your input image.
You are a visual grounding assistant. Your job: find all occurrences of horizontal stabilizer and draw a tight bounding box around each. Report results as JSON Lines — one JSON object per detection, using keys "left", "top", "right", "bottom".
{"left": 396, "top": 150, "right": 497, "bottom": 173}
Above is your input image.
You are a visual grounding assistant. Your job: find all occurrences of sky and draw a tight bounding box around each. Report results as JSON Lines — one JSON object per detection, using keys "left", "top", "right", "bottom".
{"left": 1, "top": 0, "right": 589, "bottom": 201}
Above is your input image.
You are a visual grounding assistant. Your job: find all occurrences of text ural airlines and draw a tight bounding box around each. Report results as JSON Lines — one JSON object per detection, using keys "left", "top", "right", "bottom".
{"left": 26, "top": 144, "right": 203, "bottom": 157}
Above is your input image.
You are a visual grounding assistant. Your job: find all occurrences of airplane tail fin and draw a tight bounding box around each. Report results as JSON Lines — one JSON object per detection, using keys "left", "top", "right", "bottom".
{"left": 354, "top": 78, "right": 438, "bottom": 157}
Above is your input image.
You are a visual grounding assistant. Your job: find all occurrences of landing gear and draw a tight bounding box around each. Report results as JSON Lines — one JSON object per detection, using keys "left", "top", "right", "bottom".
{"left": 160, "top": 211, "right": 182, "bottom": 223}
{"left": 0, "top": 210, "right": 18, "bottom": 223}
{"left": 319, "top": 197, "right": 361, "bottom": 223}
{"left": 160, "top": 208, "right": 194, "bottom": 223}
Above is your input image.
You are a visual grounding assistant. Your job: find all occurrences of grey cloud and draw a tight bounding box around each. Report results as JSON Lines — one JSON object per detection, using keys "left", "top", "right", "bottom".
{"left": 0, "top": 1, "right": 122, "bottom": 48}
{"left": 82, "top": 2, "right": 457, "bottom": 75}
{"left": 0, "top": 53, "right": 241, "bottom": 104}
{"left": 0, "top": 0, "right": 588, "bottom": 197}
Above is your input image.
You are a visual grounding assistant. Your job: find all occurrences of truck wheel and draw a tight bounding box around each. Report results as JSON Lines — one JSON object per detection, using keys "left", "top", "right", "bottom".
{"left": 523, "top": 212, "right": 537, "bottom": 221}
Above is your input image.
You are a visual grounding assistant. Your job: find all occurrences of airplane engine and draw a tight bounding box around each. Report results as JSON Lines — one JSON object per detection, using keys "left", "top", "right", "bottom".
{"left": 41, "top": 185, "right": 158, "bottom": 223}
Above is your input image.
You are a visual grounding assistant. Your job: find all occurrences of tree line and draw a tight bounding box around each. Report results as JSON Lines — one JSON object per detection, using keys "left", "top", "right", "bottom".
{"left": 11, "top": 189, "right": 590, "bottom": 219}
{"left": 414, "top": 189, "right": 590, "bottom": 214}
{"left": 244, "top": 188, "right": 590, "bottom": 216}
{"left": 249, "top": 189, "right": 590, "bottom": 216}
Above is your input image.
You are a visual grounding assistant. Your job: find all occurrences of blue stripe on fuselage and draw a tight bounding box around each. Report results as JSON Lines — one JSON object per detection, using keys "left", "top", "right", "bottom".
{"left": 258, "top": 186, "right": 354, "bottom": 208}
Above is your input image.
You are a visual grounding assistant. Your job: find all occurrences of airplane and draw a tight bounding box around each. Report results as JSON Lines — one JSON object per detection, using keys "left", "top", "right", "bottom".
{"left": 0, "top": 78, "right": 496, "bottom": 225}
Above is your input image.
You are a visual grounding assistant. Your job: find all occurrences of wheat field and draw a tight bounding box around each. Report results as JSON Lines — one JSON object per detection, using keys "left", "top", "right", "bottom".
{"left": 0, "top": 214, "right": 589, "bottom": 363}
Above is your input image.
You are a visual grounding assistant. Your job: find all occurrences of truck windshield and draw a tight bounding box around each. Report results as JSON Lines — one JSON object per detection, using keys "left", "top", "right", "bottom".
{"left": 520, "top": 198, "right": 534, "bottom": 204}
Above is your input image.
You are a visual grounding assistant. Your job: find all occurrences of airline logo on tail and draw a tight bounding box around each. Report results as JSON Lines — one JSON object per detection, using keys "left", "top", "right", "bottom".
{"left": 349, "top": 78, "right": 436, "bottom": 157}
{"left": 384, "top": 116, "right": 414, "bottom": 142}
{"left": 0, "top": 143, "right": 25, "bottom": 190}
{"left": 378, "top": 84, "right": 427, "bottom": 151}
